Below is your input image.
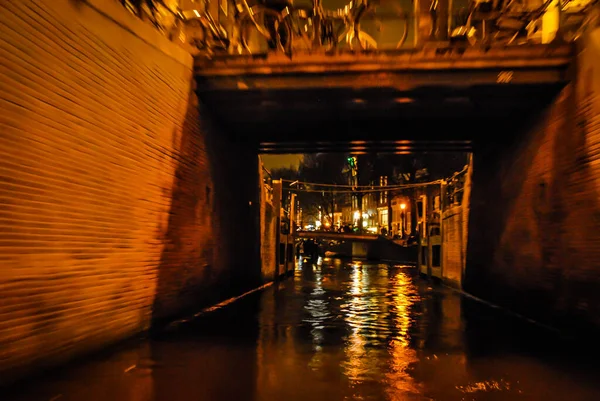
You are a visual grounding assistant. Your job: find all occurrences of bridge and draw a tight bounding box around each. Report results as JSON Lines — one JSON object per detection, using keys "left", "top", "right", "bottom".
{"left": 195, "top": 45, "right": 572, "bottom": 153}
{"left": 295, "top": 230, "right": 381, "bottom": 242}
{"left": 294, "top": 230, "right": 418, "bottom": 263}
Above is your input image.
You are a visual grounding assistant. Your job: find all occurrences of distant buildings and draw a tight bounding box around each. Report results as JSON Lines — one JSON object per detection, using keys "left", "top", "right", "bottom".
{"left": 299, "top": 154, "right": 468, "bottom": 239}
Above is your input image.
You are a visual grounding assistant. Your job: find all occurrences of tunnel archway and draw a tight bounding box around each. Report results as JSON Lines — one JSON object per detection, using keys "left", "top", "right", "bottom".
{"left": 192, "top": 44, "right": 600, "bottom": 336}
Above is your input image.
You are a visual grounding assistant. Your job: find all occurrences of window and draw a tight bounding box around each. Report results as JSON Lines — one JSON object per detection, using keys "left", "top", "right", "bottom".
{"left": 287, "top": 243, "right": 294, "bottom": 263}
{"left": 417, "top": 200, "right": 424, "bottom": 220}
{"left": 380, "top": 209, "right": 388, "bottom": 226}
{"left": 379, "top": 176, "right": 388, "bottom": 204}
{"left": 279, "top": 244, "right": 286, "bottom": 265}
{"left": 432, "top": 245, "right": 441, "bottom": 267}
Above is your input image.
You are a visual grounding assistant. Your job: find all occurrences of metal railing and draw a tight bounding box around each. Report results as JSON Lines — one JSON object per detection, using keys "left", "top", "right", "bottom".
{"left": 119, "top": 0, "right": 182, "bottom": 37}
{"left": 442, "top": 166, "right": 468, "bottom": 209}
{"left": 118, "top": 0, "right": 596, "bottom": 55}
{"left": 449, "top": 0, "right": 599, "bottom": 47}
{"left": 118, "top": 0, "right": 412, "bottom": 56}
{"left": 262, "top": 165, "right": 274, "bottom": 203}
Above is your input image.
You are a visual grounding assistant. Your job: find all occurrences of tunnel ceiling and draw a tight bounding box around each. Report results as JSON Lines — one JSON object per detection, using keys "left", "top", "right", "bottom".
{"left": 195, "top": 46, "right": 572, "bottom": 153}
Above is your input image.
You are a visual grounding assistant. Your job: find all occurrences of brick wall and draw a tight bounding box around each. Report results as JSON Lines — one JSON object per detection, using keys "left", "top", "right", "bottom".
{"left": 0, "top": 0, "right": 261, "bottom": 384}
{"left": 466, "top": 26, "right": 600, "bottom": 334}
{"left": 152, "top": 88, "right": 262, "bottom": 325}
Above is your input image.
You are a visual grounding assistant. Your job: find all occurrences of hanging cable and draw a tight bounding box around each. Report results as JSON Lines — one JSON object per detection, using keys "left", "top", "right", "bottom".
{"left": 285, "top": 180, "right": 443, "bottom": 194}
{"left": 280, "top": 178, "right": 442, "bottom": 190}
{"left": 280, "top": 179, "right": 392, "bottom": 189}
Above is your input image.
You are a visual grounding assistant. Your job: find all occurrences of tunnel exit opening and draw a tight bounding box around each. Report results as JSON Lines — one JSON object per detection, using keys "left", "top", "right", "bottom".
{"left": 194, "top": 42, "right": 592, "bottom": 334}
{"left": 258, "top": 149, "right": 473, "bottom": 287}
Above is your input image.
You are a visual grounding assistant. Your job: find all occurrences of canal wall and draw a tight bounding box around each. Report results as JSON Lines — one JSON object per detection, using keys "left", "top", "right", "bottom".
{"left": 259, "top": 159, "right": 277, "bottom": 282}
{"left": 466, "top": 20, "right": 600, "bottom": 335}
{"left": 0, "top": 0, "right": 261, "bottom": 385}
{"left": 441, "top": 206, "right": 465, "bottom": 288}
{"left": 441, "top": 156, "right": 472, "bottom": 289}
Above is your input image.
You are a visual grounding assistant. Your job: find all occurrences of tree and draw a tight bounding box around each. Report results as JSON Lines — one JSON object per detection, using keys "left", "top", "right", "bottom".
{"left": 296, "top": 153, "right": 348, "bottom": 228}
{"left": 270, "top": 167, "right": 299, "bottom": 182}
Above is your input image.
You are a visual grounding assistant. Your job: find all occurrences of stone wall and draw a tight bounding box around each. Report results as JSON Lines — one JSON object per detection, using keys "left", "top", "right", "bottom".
{"left": 441, "top": 156, "right": 472, "bottom": 288}
{"left": 466, "top": 24, "right": 600, "bottom": 334}
{"left": 0, "top": 0, "right": 260, "bottom": 384}
{"left": 442, "top": 206, "right": 464, "bottom": 287}
{"left": 462, "top": 156, "right": 472, "bottom": 282}
{"left": 259, "top": 159, "right": 277, "bottom": 282}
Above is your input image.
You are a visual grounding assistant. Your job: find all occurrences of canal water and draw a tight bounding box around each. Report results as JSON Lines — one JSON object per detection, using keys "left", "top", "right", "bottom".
{"left": 6, "top": 258, "right": 600, "bottom": 401}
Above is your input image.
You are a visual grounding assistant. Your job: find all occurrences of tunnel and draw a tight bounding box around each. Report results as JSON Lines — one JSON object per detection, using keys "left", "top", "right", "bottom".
{"left": 2, "top": 0, "right": 600, "bottom": 398}
{"left": 193, "top": 43, "right": 598, "bottom": 338}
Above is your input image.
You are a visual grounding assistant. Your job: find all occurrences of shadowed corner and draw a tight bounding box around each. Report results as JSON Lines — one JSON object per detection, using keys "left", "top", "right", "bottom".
{"left": 464, "top": 71, "right": 600, "bottom": 340}
{"left": 146, "top": 85, "right": 262, "bottom": 401}
{"left": 150, "top": 84, "right": 263, "bottom": 335}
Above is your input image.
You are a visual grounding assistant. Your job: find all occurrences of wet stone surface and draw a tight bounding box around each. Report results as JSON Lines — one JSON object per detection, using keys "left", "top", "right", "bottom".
{"left": 6, "top": 258, "right": 600, "bottom": 401}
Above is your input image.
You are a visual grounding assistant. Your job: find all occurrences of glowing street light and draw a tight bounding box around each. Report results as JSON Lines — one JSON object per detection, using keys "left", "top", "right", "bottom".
{"left": 400, "top": 203, "right": 407, "bottom": 235}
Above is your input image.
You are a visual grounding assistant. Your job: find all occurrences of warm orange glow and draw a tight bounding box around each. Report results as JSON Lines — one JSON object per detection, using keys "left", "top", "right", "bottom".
{"left": 541, "top": 0, "right": 559, "bottom": 44}
{"left": 394, "top": 97, "right": 414, "bottom": 104}
{"left": 400, "top": 203, "right": 406, "bottom": 210}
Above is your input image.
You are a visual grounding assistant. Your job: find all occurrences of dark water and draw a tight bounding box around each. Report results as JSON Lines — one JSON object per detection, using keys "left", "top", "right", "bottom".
{"left": 6, "top": 258, "right": 600, "bottom": 401}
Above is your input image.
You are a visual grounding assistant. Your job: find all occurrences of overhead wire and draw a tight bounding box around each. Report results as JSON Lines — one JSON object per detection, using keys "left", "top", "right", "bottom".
{"left": 281, "top": 180, "right": 443, "bottom": 194}
{"left": 280, "top": 178, "right": 406, "bottom": 189}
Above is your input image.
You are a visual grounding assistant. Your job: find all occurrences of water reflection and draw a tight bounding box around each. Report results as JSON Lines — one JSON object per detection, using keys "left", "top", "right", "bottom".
{"left": 342, "top": 265, "right": 367, "bottom": 385}
{"left": 385, "top": 270, "right": 421, "bottom": 400}
{"left": 306, "top": 267, "right": 327, "bottom": 369}
{"left": 5, "top": 259, "right": 600, "bottom": 401}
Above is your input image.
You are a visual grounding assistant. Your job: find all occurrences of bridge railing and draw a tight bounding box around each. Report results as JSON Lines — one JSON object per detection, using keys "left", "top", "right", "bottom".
{"left": 115, "top": 0, "right": 598, "bottom": 58}
{"left": 442, "top": 166, "right": 468, "bottom": 209}
{"left": 114, "top": 0, "right": 598, "bottom": 60}
{"left": 295, "top": 230, "right": 381, "bottom": 242}
{"left": 262, "top": 165, "right": 274, "bottom": 204}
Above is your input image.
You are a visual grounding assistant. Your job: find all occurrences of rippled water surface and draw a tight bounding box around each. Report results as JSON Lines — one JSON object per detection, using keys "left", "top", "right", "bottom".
{"left": 6, "top": 259, "right": 600, "bottom": 401}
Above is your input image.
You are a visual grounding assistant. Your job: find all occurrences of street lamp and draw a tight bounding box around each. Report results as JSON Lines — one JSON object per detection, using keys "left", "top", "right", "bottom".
{"left": 400, "top": 203, "right": 406, "bottom": 236}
